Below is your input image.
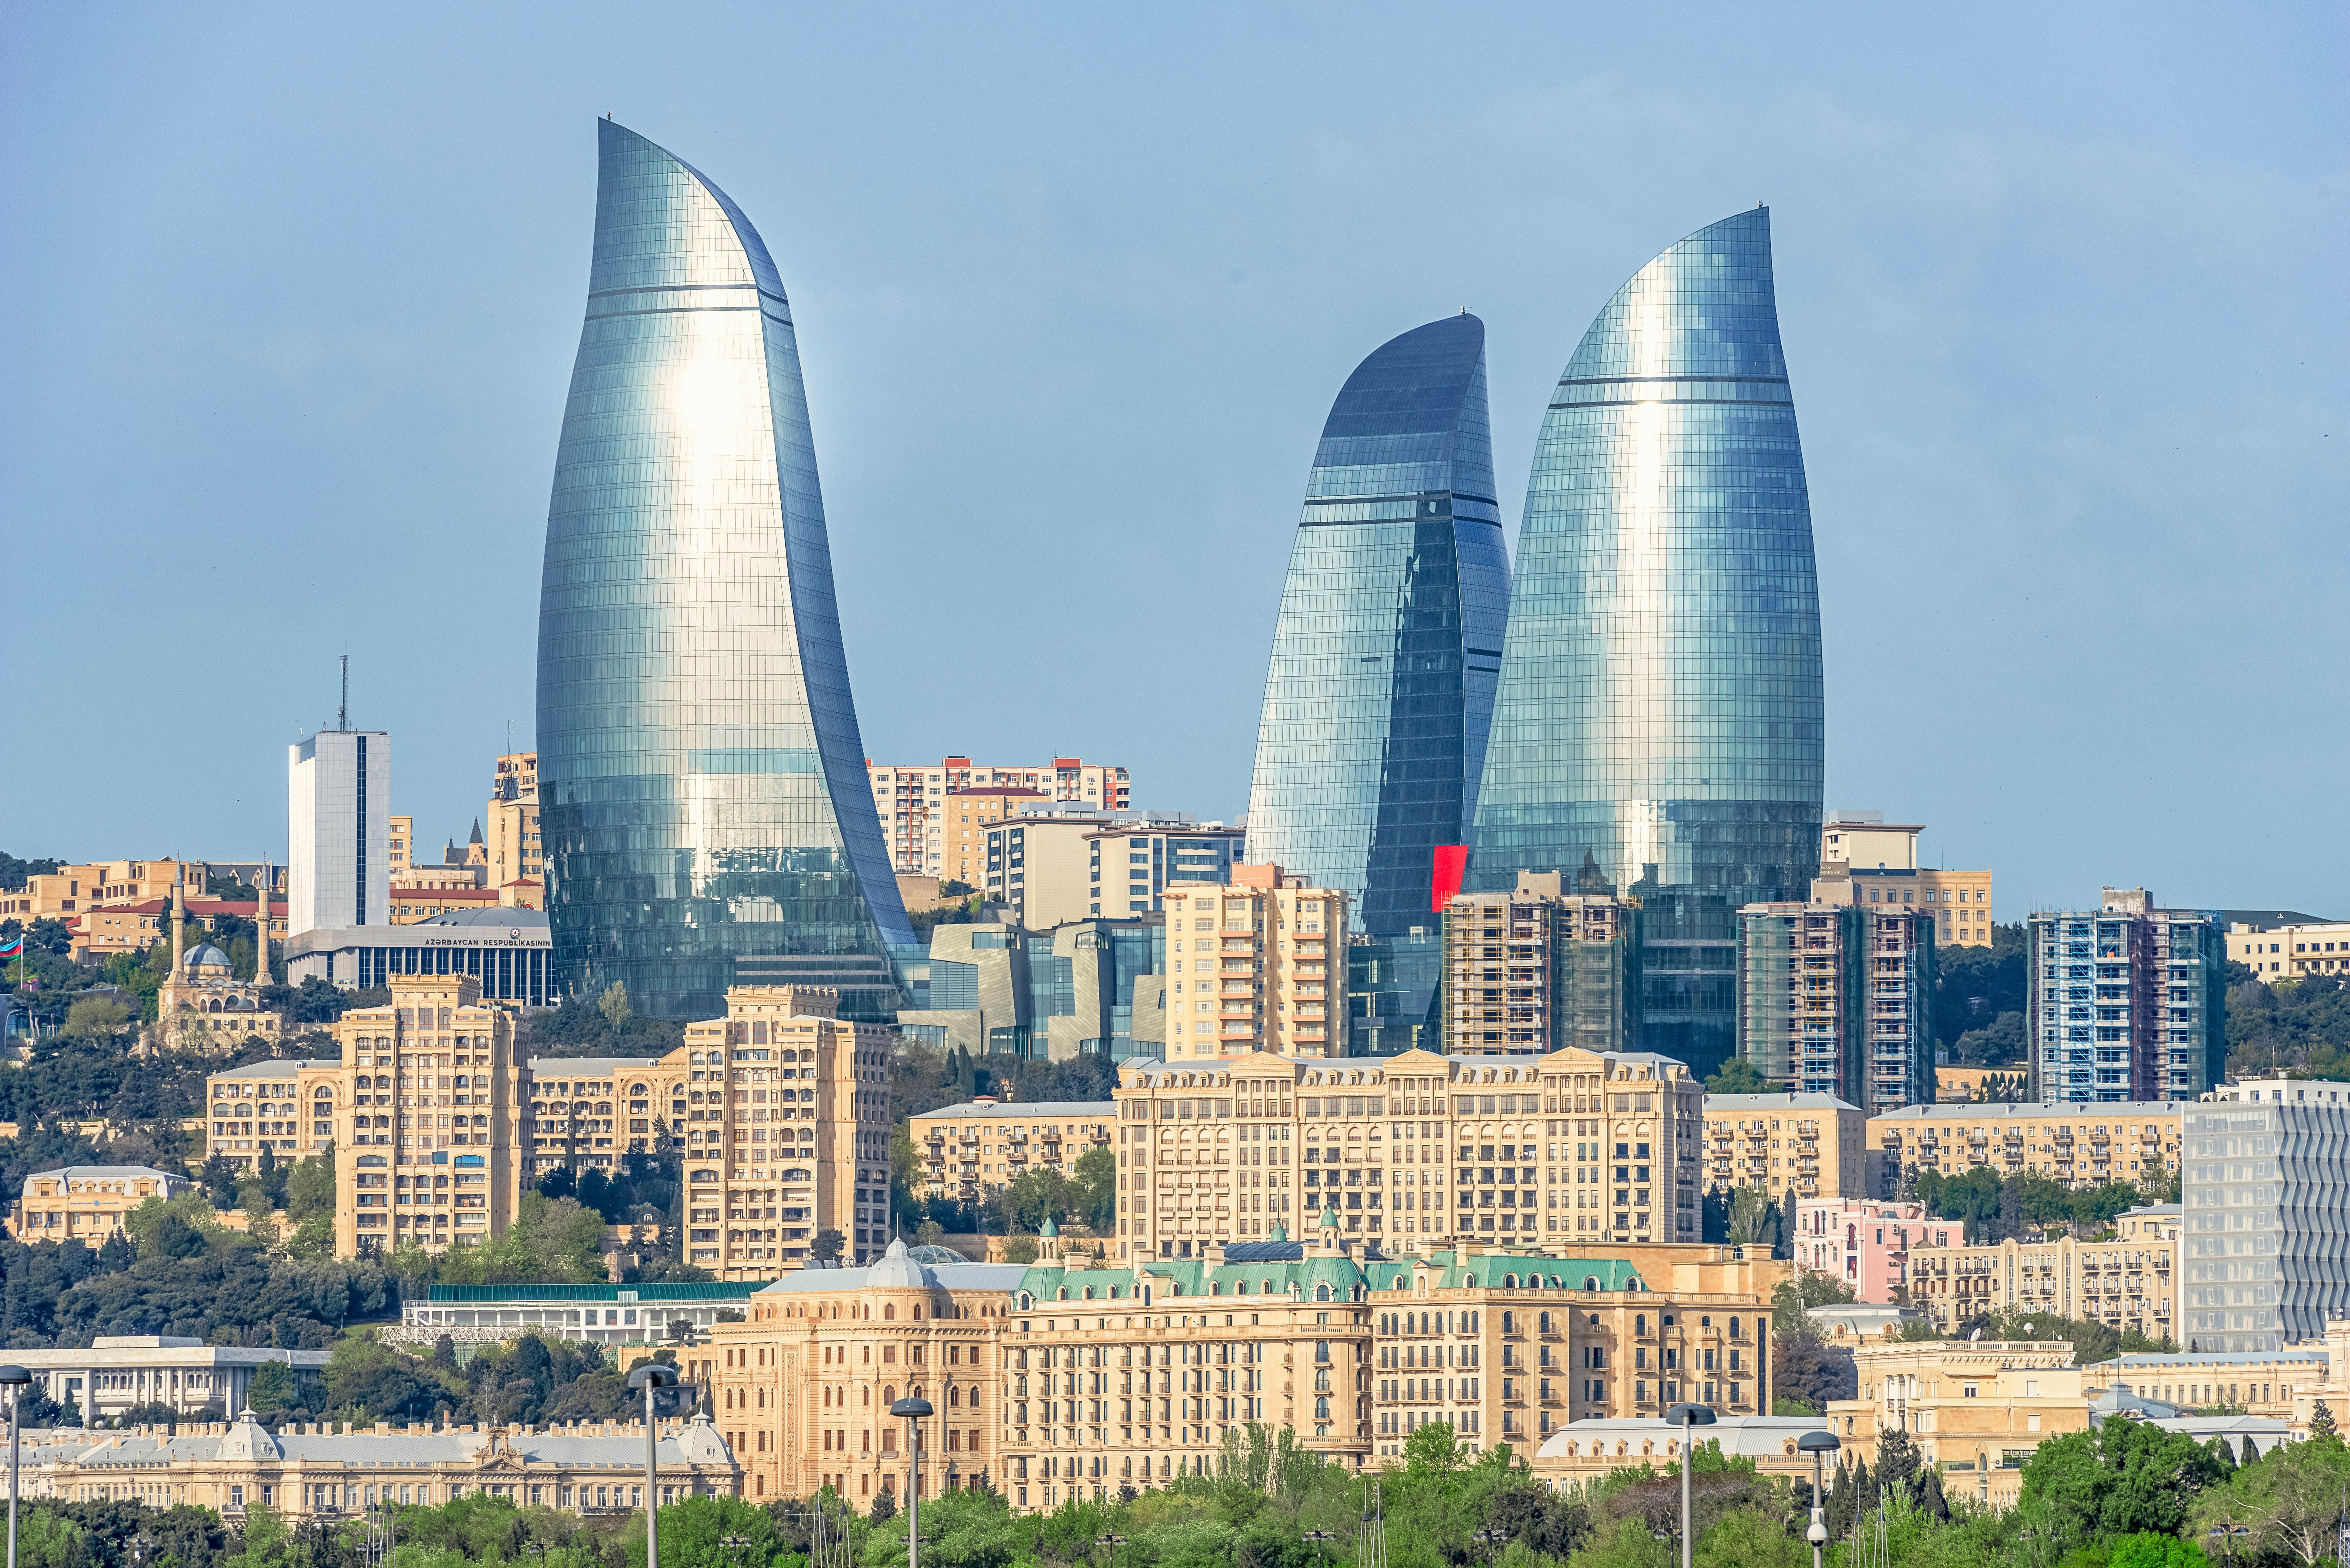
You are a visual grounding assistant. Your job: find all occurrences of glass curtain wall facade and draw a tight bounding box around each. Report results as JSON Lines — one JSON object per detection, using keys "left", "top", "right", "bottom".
{"left": 1242, "top": 314, "right": 1510, "bottom": 1056}
{"left": 535, "top": 120, "right": 914, "bottom": 1021}
{"left": 1469, "top": 209, "right": 1825, "bottom": 1083}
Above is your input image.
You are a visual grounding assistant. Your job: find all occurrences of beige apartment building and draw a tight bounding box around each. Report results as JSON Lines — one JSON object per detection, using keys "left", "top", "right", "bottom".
{"left": 9, "top": 1166, "right": 197, "bottom": 1242}
{"left": 1905, "top": 1202, "right": 2181, "bottom": 1341}
{"left": 1826, "top": 1337, "right": 2088, "bottom": 1508}
{"left": 1816, "top": 812, "right": 1994, "bottom": 946}
{"left": 981, "top": 812, "right": 1110, "bottom": 929}
{"left": 486, "top": 751, "right": 542, "bottom": 889}
{"left": 218, "top": 978, "right": 889, "bottom": 1274}
{"left": 868, "top": 758, "right": 1132, "bottom": 878}
{"left": 2230, "top": 921, "right": 2350, "bottom": 979}
{"left": 1869, "top": 1100, "right": 2184, "bottom": 1192}
{"left": 0, "top": 858, "right": 203, "bottom": 925}
{"left": 936, "top": 786, "right": 1049, "bottom": 890}
{"left": 1701, "top": 1092, "right": 1869, "bottom": 1204}
{"left": 1161, "top": 865, "right": 1346, "bottom": 1059}
{"left": 1112, "top": 1044, "right": 1704, "bottom": 1261}
{"left": 1439, "top": 875, "right": 1635, "bottom": 1056}
{"left": 909, "top": 1100, "right": 1116, "bottom": 1210}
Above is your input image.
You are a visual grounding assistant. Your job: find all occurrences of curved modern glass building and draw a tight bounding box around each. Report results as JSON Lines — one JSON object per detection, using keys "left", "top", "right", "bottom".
{"left": 1243, "top": 314, "right": 1509, "bottom": 1052}
{"left": 536, "top": 120, "right": 914, "bottom": 1021}
{"left": 1468, "top": 208, "right": 1824, "bottom": 1080}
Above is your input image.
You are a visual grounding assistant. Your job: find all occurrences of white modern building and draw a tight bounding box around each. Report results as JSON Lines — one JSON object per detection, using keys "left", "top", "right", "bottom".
{"left": 8, "top": 1337, "right": 330, "bottom": 1422}
{"left": 2184, "top": 1079, "right": 2350, "bottom": 1353}
{"left": 289, "top": 729, "right": 390, "bottom": 939}
{"left": 390, "top": 1282, "right": 773, "bottom": 1348}
{"left": 285, "top": 906, "right": 552, "bottom": 1002}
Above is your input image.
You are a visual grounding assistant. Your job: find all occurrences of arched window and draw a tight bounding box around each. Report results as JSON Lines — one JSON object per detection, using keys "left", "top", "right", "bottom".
{"left": 1315, "top": 1284, "right": 1331, "bottom": 1302}
{"left": 1503, "top": 1274, "right": 1519, "bottom": 1289}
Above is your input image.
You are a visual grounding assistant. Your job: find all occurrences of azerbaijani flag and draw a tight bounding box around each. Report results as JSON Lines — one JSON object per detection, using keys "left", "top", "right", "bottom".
{"left": 0, "top": 936, "right": 21, "bottom": 961}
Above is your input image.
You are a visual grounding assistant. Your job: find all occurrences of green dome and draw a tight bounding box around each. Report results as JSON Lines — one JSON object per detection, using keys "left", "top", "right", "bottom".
{"left": 1039, "top": 1216, "right": 1058, "bottom": 1238}
{"left": 1319, "top": 1204, "right": 1340, "bottom": 1228}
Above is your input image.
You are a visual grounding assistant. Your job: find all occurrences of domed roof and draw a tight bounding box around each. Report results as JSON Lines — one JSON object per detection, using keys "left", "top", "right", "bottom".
{"left": 906, "top": 1245, "right": 968, "bottom": 1266}
{"left": 866, "top": 1236, "right": 934, "bottom": 1291}
{"left": 1319, "top": 1204, "right": 1341, "bottom": 1228}
{"left": 185, "top": 944, "right": 231, "bottom": 971}
{"left": 1039, "top": 1216, "right": 1058, "bottom": 1238}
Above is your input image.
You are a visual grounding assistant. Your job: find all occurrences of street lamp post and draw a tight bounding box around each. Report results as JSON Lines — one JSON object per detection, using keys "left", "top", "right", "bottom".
{"left": 1304, "top": 1527, "right": 1337, "bottom": 1568}
{"left": 1665, "top": 1403, "right": 1717, "bottom": 1568}
{"left": 1797, "top": 1430, "right": 1840, "bottom": 1568}
{"left": 627, "top": 1362, "right": 679, "bottom": 1568}
{"left": 0, "top": 1365, "right": 28, "bottom": 1568}
{"left": 891, "top": 1396, "right": 935, "bottom": 1568}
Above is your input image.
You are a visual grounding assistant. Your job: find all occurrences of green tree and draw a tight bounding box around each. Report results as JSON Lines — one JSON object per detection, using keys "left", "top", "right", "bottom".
{"left": 1704, "top": 1059, "right": 1769, "bottom": 1094}
{"left": 811, "top": 1229, "right": 844, "bottom": 1262}
{"left": 455, "top": 1194, "right": 608, "bottom": 1283}
{"left": 245, "top": 1359, "right": 294, "bottom": 1413}
{"left": 61, "top": 995, "right": 134, "bottom": 1042}
{"left": 1073, "top": 1144, "right": 1117, "bottom": 1230}
{"left": 2194, "top": 1427, "right": 2350, "bottom": 1564}
{"left": 1403, "top": 1418, "right": 1464, "bottom": 1477}
{"left": 2312, "top": 1399, "right": 2337, "bottom": 1436}
{"left": 2020, "top": 1413, "right": 2226, "bottom": 1552}
{"left": 598, "top": 982, "right": 633, "bottom": 1023}
{"left": 1723, "top": 1186, "right": 1781, "bottom": 1251}
{"left": 997, "top": 1234, "right": 1039, "bottom": 1265}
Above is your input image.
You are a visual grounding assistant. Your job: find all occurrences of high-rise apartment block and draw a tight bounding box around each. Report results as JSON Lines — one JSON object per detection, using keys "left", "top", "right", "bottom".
{"left": 1160, "top": 867, "right": 1346, "bottom": 1060}
{"left": 1738, "top": 901, "right": 1935, "bottom": 1112}
{"left": 1870, "top": 1100, "right": 2184, "bottom": 1194}
{"left": 981, "top": 812, "right": 1109, "bottom": 929}
{"left": 867, "top": 758, "right": 1132, "bottom": 876}
{"left": 1113, "top": 1045, "right": 1703, "bottom": 1260}
{"left": 242, "top": 976, "right": 889, "bottom": 1271}
{"left": 486, "top": 750, "right": 542, "bottom": 889}
{"left": 1439, "top": 871, "right": 1636, "bottom": 1057}
{"left": 936, "top": 787, "right": 1048, "bottom": 890}
{"left": 2185, "top": 1079, "right": 2350, "bottom": 1353}
{"left": 2027, "top": 889, "right": 2225, "bottom": 1103}
{"left": 289, "top": 729, "right": 390, "bottom": 939}
{"left": 1816, "top": 812, "right": 1994, "bottom": 948}
{"left": 1084, "top": 822, "right": 1245, "bottom": 919}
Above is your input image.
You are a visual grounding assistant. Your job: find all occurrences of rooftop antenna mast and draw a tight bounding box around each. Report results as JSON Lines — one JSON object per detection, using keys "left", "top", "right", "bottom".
{"left": 338, "top": 654, "right": 350, "bottom": 732}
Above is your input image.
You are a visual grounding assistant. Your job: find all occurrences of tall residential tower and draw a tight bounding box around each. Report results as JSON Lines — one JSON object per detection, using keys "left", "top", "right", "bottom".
{"left": 1469, "top": 209, "right": 1825, "bottom": 1082}
{"left": 535, "top": 121, "right": 914, "bottom": 1021}
{"left": 1243, "top": 314, "right": 1510, "bottom": 1054}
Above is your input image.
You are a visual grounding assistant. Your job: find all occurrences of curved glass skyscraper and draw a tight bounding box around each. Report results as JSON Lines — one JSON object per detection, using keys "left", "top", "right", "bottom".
{"left": 1469, "top": 208, "right": 1824, "bottom": 1080}
{"left": 1244, "top": 314, "right": 1510, "bottom": 1052}
{"left": 536, "top": 120, "right": 914, "bottom": 1021}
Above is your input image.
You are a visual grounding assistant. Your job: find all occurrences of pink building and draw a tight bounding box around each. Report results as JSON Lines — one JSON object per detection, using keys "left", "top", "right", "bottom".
{"left": 1792, "top": 1198, "right": 1954, "bottom": 1303}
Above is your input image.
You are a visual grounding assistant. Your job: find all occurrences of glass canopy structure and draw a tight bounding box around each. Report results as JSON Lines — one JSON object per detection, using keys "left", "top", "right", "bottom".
{"left": 1467, "top": 208, "right": 1825, "bottom": 1081}
{"left": 1243, "top": 313, "right": 1510, "bottom": 1053}
{"left": 535, "top": 120, "right": 915, "bottom": 1020}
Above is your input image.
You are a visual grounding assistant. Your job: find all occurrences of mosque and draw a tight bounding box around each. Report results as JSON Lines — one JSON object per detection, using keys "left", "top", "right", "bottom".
{"left": 152, "top": 877, "right": 284, "bottom": 1053}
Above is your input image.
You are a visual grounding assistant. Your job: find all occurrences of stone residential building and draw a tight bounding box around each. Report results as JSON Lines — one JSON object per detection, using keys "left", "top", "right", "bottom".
{"left": 1111, "top": 1045, "right": 1705, "bottom": 1262}
{"left": 18, "top": 1409, "right": 738, "bottom": 1519}
{"left": 1737, "top": 897, "right": 1936, "bottom": 1112}
{"left": 982, "top": 811, "right": 1113, "bottom": 930}
{"left": 1869, "top": 1100, "right": 2184, "bottom": 1194}
{"left": 1903, "top": 1202, "right": 2181, "bottom": 1340}
{"left": 1790, "top": 1199, "right": 1944, "bottom": 1303}
{"left": 869, "top": 757, "right": 1132, "bottom": 878}
{"left": 9, "top": 1167, "right": 198, "bottom": 1243}
{"left": 1824, "top": 1336, "right": 2089, "bottom": 1509}
{"left": 909, "top": 1100, "right": 1116, "bottom": 1212}
{"left": 1701, "top": 1091, "right": 1868, "bottom": 1206}
{"left": 936, "top": 786, "right": 1051, "bottom": 890}
{"left": 1816, "top": 812, "right": 1995, "bottom": 948}
{"left": 1160, "top": 866, "right": 1347, "bottom": 1060}
{"left": 208, "top": 1059, "right": 341, "bottom": 1171}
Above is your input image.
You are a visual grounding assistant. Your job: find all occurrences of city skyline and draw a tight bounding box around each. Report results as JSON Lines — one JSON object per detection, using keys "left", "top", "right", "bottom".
{"left": 536, "top": 120, "right": 913, "bottom": 1020}
{"left": 4, "top": 9, "right": 2345, "bottom": 919}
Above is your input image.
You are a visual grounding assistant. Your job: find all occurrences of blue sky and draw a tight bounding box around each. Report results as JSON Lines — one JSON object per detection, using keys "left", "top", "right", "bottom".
{"left": 4, "top": 4, "right": 2344, "bottom": 916}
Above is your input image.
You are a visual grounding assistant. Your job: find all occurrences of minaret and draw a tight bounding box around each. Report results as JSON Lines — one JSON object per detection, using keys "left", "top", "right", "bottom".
{"left": 171, "top": 880, "right": 186, "bottom": 976}
{"left": 255, "top": 857, "right": 273, "bottom": 981}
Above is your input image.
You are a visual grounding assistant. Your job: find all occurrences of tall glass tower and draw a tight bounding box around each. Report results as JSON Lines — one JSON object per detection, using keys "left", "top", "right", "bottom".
{"left": 1243, "top": 314, "right": 1510, "bottom": 1054}
{"left": 1469, "top": 209, "right": 1825, "bottom": 1082}
{"left": 536, "top": 120, "right": 915, "bottom": 1021}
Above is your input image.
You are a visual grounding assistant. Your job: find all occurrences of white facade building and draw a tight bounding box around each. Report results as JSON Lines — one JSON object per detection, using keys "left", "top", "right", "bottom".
{"left": 289, "top": 730, "right": 390, "bottom": 939}
{"left": 8, "top": 1337, "right": 330, "bottom": 1422}
{"left": 2184, "top": 1079, "right": 2350, "bottom": 1353}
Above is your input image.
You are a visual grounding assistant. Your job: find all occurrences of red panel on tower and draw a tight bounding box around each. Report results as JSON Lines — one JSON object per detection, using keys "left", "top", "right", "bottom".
{"left": 1430, "top": 846, "right": 1469, "bottom": 912}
